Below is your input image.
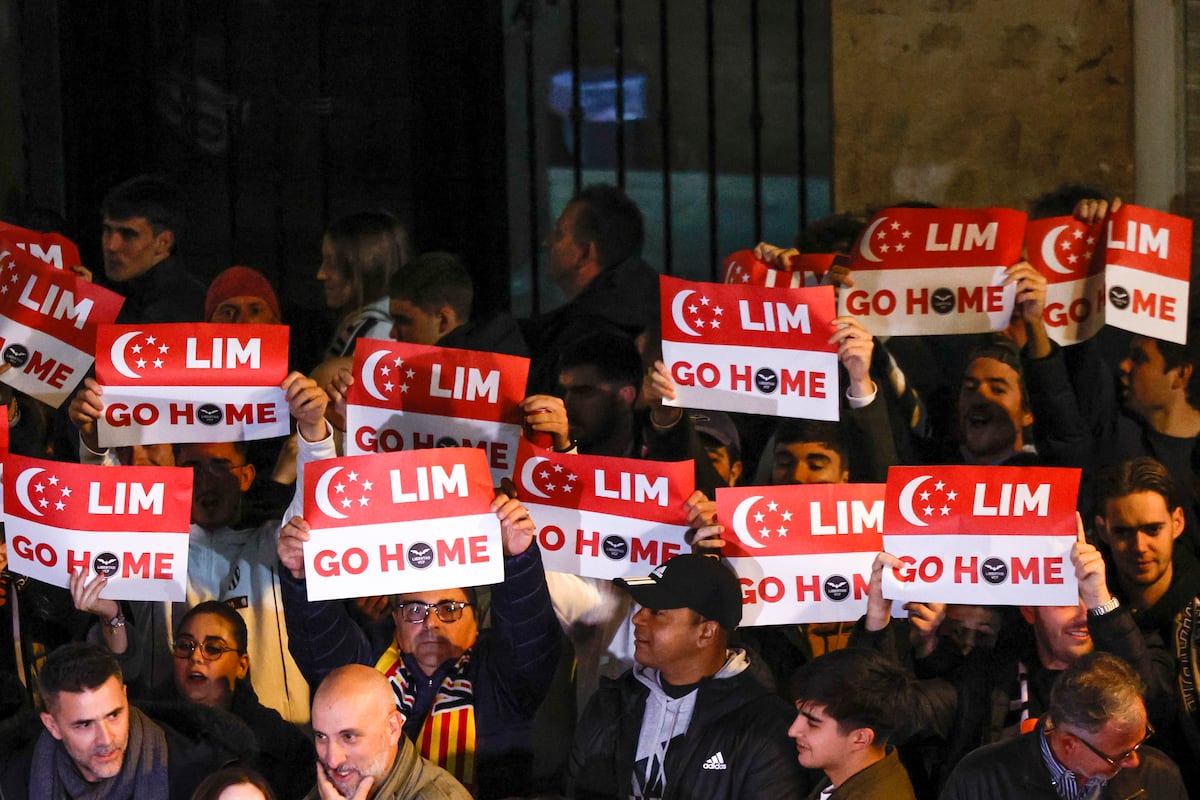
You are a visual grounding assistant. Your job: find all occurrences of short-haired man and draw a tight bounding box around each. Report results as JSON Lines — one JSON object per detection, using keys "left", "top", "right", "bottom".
{"left": 525, "top": 184, "right": 660, "bottom": 394}
{"left": 789, "top": 648, "right": 915, "bottom": 800}
{"left": 940, "top": 651, "right": 1185, "bottom": 799}
{"left": 0, "top": 642, "right": 246, "bottom": 799}
{"left": 568, "top": 553, "right": 807, "bottom": 798}
{"left": 100, "top": 174, "right": 206, "bottom": 324}
{"left": 308, "top": 664, "right": 469, "bottom": 800}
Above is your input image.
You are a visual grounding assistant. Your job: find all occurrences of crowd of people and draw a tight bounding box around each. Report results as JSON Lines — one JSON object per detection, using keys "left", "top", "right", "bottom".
{"left": 0, "top": 173, "right": 1197, "bottom": 799}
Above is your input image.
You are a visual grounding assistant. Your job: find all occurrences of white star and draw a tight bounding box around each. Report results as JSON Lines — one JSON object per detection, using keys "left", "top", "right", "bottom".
{"left": 55, "top": 501, "right": 65, "bottom": 511}
{"left": 687, "top": 304, "right": 698, "bottom": 314}
{"left": 562, "top": 484, "right": 573, "bottom": 493}
{"left": 699, "top": 296, "right": 710, "bottom": 306}
{"left": 47, "top": 475, "right": 58, "bottom": 486}
{"left": 545, "top": 483, "right": 556, "bottom": 492}
{"left": 880, "top": 243, "right": 890, "bottom": 253}
{"left": 902, "top": 230, "right": 911, "bottom": 238}
{"left": 754, "top": 512, "right": 765, "bottom": 523}
{"left": 38, "top": 498, "right": 48, "bottom": 508}
{"left": 131, "top": 344, "right": 143, "bottom": 354}
{"left": 135, "top": 359, "right": 147, "bottom": 369}
{"left": 1060, "top": 240, "right": 1071, "bottom": 251}
{"left": 567, "top": 473, "right": 578, "bottom": 482}
{"left": 776, "top": 527, "right": 788, "bottom": 537}
{"left": 361, "top": 479, "right": 373, "bottom": 492}
{"left": 895, "top": 243, "right": 906, "bottom": 252}
{"left": 539, "top": 470, "right": 550, "bottom": 480}
{"left": 940, "top": 505, "right": 951, "bottom": 516}
{"left": 890, "top": 221, "right": 900, "bottom": 230}
{"left": 158, "top": 344, "right": 169, "bottom": 354}
{"left": 1, "top": 286, "right": 8, "bottom": 294}
{"left": 60, "top": 486, "right": 72, "bottom": 498}
{"left": 341, "top": 497, "right": 352, "bottom": 509}
{"left": 383, "top": 382, "right": 394, "bottom": 392}
{"left": 1067, "top": 254, "right": 1078, "bottom": 264}
{"left": 920, "top": 490, "right": 931, "bottom": 501}
{"left": 711, "top": 320, "right": 721, "bottom": 329}
{"left": 553, "top": 464, "right": 564, "bottom": 472}
{"left": 145, "top": 336, "right": 156, "bottom": 344}
{"left": 767, "top": 501, "right": 778, "bottom": 512}
{"left": 713, "top": 306, "right": 723, "bottom": 316}
{"left": 153, "top": 359, "right": 163, "bottom": 368}
{"left": 400, "top": 383, "right": 410, "bottom": 393}
{"left": 694, "top": 318, "right": 706, "bottom": 328}
{"left": 1086, "top": 236, "right": 1096, "bottom": 245}
{"left": 741, "top": 274, "right": 749, "bottom": 283}
{"left": 945, "top": 490, "right": 957, "bottom": 501}
{"left": 405, "top": 369, "right": 415, "bottom": 379}
{"left": 923, "top": 505, "right": 934, "bottom": 516}
{"left": 393, "top": 356, "right": 404, "bottom": 368}
{"left": 380, "top": 365, "right": 391, "bottom": 376}
{"left": 33, "top": 483, "right": 43, "bottom": 493}
{"left": 780, "top": 510, "right": 792, "bottom": 521}
{"left": 334, "top": 481, "right": 346, "bottom": 494}
{"left": 1072, "top": 229, "right": 1083, "bottom": 239}
{"left": 759, "top": 527, "right": 771, "bottom": 538}
{"left": 876, "top": 230, "right": 887, "bottom": 240}
{"left": 347, "top": 470, "right": 359, "bottom": 483}
{"left": 358, "top": 496, "right": 370, "bottom": 507}
{"left": 934, "top": 480, "right": 945, "bottom": 491}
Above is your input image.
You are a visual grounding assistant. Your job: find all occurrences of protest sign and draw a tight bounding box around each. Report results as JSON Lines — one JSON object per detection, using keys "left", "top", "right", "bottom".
{"left": 841, "top": 207, "right": 1026, "bottom": 336}
{"left": 513, "top": 439, "right": 692, "bottom": 579}
{"left": 302, "top": 447, "right": 500, "bottom": 601}
{"left": 3, "top": 453, "right": 192, "bottom": 601}
{"left": 1025, "top": 215, "right": 1107, "bottom": 345}
{"left": 660, "top": 274, "right": 839, "bottom": 419}
{"left": 724, "top": 249, "right": 837, "bottom": 289}
{"left": 0, "top": 222, "right": 83, "bottom": 271}
{"left": 1101, "top": 204, "right": 1191, "bottom": 344}
{"left": 0, "top": 243, "right": 124, "bottom": 407}
{"left": 881, "top": 465, "right": 1080, "bottom": 605}
{"left": 95, "top": 323, "right": 290, "bottom": 447}
{"left": 718, "top": 482, "right": 884, "bottom": 625}
{"left": 345, "top": 339, "right": 529, "bottom": 484}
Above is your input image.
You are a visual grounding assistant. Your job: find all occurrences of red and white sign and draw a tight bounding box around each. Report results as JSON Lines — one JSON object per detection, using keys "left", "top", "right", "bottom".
{"left": 345, "top": 340, "right": 529, "bottom": 485}
{"left": 0, "top": 222, "right": 83, "bottom": 271}
{"left": 1026, "top": 216, "right": 1107, "bottom": 345}
{"left": 302, "top": 448, "right": 501, "bottom": 601}
{"left": 94, "top": 324, "right": 290, "bottom": 447}
{"left": 0, "top": 243, "right": 124, "bottom": 407}
{"left": 724, "top": 250, "right": 836, "bottom": 289}
{"left": 2, "top": 454, "right": 192, "bottom": 601}
{"left": 513, "top": 440, "right": 693, "bottom": 579}
{"left": 840, "top": 207, "right": 1026, "bottom": 336}
{"left": 659, "top": 275, "right": 839, "bottom": 419}
{"left": 718, "top": 483, "right": 884, "bottom": 626}
{"left": 1102, "top": 204, "right": 1192, "bottom": 344}
{"left": 881, "top": 465, "right": 1080, "bottom": 605}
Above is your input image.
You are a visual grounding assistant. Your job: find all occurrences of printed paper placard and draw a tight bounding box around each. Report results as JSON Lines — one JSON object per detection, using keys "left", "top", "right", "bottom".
{"left": 0, "top": 243, "right": 124, "bottom": 407}
{"left": 3, "top": 453, "right": 193, "bottom": 601}
{"left": 1025, "top": 216, "right": 1107, "bottom": 346}
{"left": 0, "top": 223, "right": 83, "bottom": 271}
{"left": 718, "top": 483, "right": 884, "bottom": 625}
{"left": 95, "top": 323, "right": 290, "bottom": 447}
{"left": 302, "top": 448, "right": 502, "bottom": 601}
{"left": 660, "top": 274, "right": 839, "bottom": 420}
{"left": 840, "top": 207, "right": 1026, "bottom": 336}
{"left": 513, "top": 440, "right": 693, "bottom": 579}
{"left": 345, "top": 339, "right": 529, "bottom": 484}
{"left": 881, "top": 465, "right": 1081, "bottom": 605}
{"left": 1101, "top": 204, "right": 1191, "bottom": 344}
{"left": 724, "top": 249, "right": 837, "bottom": 289}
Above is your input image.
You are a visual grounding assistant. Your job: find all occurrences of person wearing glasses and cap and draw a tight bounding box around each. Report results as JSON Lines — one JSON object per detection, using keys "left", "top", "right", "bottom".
{"left": 275, "top": 489, "right": 561, "bottom": 800}
{"left": 940, "top": 651, "right": 1185, "bottom": 800}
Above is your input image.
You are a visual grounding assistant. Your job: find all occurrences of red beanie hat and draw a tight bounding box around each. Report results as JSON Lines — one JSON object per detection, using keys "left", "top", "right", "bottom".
{"left": 205, "top": 266, "right": 281, "bottom": 322}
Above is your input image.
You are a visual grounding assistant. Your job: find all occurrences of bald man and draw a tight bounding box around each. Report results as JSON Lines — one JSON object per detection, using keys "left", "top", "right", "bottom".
{"left": 309, "top": 664, "right": 469, "bottom": 800}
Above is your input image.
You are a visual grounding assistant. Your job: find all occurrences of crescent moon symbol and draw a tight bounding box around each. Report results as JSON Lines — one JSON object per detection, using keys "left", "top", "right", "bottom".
{"left": 314, "top": 467, "right": 348, "bottom": 520}
{"left": 15, "top": 467, "right": 44, "bottom": 517}
{"left": 360, "top": 349, "right": 390, "bottom": 402}
{"left": 729, "top": 494, "right": 767, "bottom": 550}
{"left": 897, "top": 475, "right": 931, "bottom": 528}
{"left": 109, "top": 331, "right": 144, "bottom": 380}
{"left": 670, "top": 290, "right": 701, "bottom": 337}
{"left": 1040, "top": 225, "right": 1073, "bottom": 275}
{"left": 520, "top": 456, "right": 551, "bottom": 499}
{"left": 858, "top": 216, "right": 888, "bottom": 263}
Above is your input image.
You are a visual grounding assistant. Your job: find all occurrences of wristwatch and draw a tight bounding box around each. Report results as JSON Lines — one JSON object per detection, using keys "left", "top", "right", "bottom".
{"left": 1087, "top": 597, "right": 1120, "bottom": 617}
{"left": 105, "top": 612, "right": 126, "bottom": 631}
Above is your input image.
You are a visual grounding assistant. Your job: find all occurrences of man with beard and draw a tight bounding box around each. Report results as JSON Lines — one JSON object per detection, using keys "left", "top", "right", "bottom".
{"left": 0, "top": 643, "right": 251, "bottom": 799}
{"left": 307, "top": 664, "right": 469, "bottom": 800}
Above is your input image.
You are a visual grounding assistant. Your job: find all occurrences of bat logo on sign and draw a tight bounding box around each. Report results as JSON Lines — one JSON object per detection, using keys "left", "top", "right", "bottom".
{"left": 93, "top": 553, "right": 119, "bottom": 576}
{"left": 408, "top": 543, "right": 434, "bottom": 569}
{"left": 981, "top": 558, "right": 1008, "bottom": 585}
{"left": 1109, "top": 286, "right": 1130, "bottom": 310}
{"left": 602, "top": 536, "right": 628, "bottom": 560}
{"left": 931, "top": 288, "right": 955, "bottom": 315}
{"left": 824, "top": 575, "right": 850, "bottom": 601}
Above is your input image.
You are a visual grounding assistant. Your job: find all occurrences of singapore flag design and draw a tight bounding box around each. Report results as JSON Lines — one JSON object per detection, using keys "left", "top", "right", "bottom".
{"left": 3, "top": 453, "right": 193, "bottom": 601}
{"left": 513, "top": 440, "right": 693, "bottom": 580}
{"left": 1025, "top": 215, "right": 1107, "bottom": 346}
{"left": 0, "top": 241, "right": 124, "bottom": 407}
{"left": 841, "top": 207, "right": 1026, "bottom": 337}
{"left": 302, "top": 448, "right": 501, "bottom": 601}
{"left": 346, "top": 339, "right": 529, "bottom": 485}
{"left": 717, "top": 483, "right": 884, "bottom": 626}
{"left": 95, "top": 323, "right": 290, "bottom": 447}
{"left": 724, "top": 249, "right": 837, "bottom": 289}
{"left": 882, "top": 465, "right": 1080, "bottom": 606}
{"left": 659, "top": 274, "right": 839, "bottom": 420}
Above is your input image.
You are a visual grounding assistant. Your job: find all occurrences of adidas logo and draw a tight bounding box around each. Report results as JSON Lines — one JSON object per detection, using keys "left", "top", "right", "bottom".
{"left": 702, "top": 752, "right": 727, "bottom": 770}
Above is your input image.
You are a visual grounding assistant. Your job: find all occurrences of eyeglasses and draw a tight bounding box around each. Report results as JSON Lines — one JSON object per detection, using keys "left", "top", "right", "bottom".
{"left": 393, "top": 600, "right": 472, "bottom": 624}
{"left": 172, "top": 638, "right": 240, "bottom": 661}
{"left": 1072, "top": 723, "right": 1154, "bottom": 772}
{"left": 182, "top": 460, "right": 251, "bottom": 479}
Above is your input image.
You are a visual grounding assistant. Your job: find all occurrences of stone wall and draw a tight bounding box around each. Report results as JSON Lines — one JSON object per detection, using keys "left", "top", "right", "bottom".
{"left": 832, "top": 0, "right": 1134, "bottom": 212}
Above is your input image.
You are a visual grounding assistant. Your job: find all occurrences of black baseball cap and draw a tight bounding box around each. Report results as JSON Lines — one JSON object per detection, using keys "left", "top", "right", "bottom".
{"left": 614, "top": 554, "right": 743, "bottom": 631}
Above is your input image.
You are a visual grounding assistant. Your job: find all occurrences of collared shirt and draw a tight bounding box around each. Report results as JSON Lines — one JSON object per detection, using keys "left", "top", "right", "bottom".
{"left": 1039, "top": 728, "right": 1107, "bottom": 800}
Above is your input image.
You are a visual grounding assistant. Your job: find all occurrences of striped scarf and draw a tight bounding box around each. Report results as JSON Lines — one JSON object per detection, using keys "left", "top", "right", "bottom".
{"left": 377, "top": 644, "right": 477, "bottom": 791}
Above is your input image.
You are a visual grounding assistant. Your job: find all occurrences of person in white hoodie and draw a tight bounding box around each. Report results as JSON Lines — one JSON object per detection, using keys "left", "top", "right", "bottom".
{"left": 567, "top": 553, "right": 807, "bottom": 799}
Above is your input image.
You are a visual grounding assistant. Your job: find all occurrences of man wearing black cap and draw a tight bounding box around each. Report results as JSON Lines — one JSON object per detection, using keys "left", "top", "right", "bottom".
{"left": 567, "top": 553, "right": 807, "bottom": 799}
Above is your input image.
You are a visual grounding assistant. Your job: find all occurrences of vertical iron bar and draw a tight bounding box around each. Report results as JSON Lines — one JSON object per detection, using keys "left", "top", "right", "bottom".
{"left": 795, "top": 1, "right": 809, "bottom": 232}
{"left": 317, "top": 0, "right": 331, "bottom": 228}
{"left": 705, "top": 0, "right": 718, "bottom": 279}
{"left": 271, "top": 4, "right": 285, "bottom": 291}
{"left": 569, "top": 0, "right": 583, "bottom": 193}
{"left": 223, "top": 0, "right": 239, "bottom": 265}
{"left": 523, "top": 1, "right": 541, "bottom": 315}
{"left": 750, "top": 0, "right": 763, "bottom": 242}
{"left": 659, "top": 0, "right": 673, "bottom": 274}
{"left": 614, "top": 0, "right": 626, "bottom": 187}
